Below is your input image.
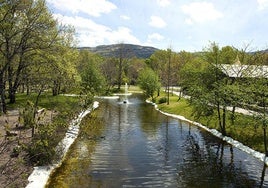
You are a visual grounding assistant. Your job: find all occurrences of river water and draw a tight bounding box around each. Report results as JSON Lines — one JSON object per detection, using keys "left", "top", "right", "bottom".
{"left": 47, "top": 94, "right": 268, "bottom": 187}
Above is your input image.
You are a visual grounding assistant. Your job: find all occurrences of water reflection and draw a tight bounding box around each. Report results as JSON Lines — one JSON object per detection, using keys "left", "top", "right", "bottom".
{"left": 47, "top": 94, "right": 268, "bottom": 188}
{"left": 177, "top": 124, "right": 259, "bottom": 187}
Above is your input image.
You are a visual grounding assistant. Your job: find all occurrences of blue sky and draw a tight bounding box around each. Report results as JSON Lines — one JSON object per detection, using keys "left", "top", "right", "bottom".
{"left": 47, "top": 0, "right": 268, "bottom": 52}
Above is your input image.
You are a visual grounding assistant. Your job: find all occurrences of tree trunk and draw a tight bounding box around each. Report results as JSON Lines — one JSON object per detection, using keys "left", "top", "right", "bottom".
{"left": 230, "top": 106, "right": 236, "bottom": 125}
{"left": 26, "top": 78, "right": 30, "bottom": 95}
{"left": 8, "top": 61, "right": 23, "bottom": 104}
{"left": 32, "top": 87, "right": 43, "bottom": 137}
{"left": 117, "top": 57, "right": 123, "bottom": 90}
{"left": 263, "top": 99, "right": 268, "bottom": 156}
{"left": 216, "top": 102, "right": 222, "bottom": 130}
{"left": 8, "top": 82, "right": 20, "bottom": 104}
{"left": 222, "top": 106, "right": 227, "bottom": 136}
{"left": 263, "top": 127, "right": 268, "bottom": 156}
{"left": 9, "top": 89, "right": 16, "bottom": 104}
{"left": 0, "top": 77, "right": 7, "bottom": 114}
{"left": 52, "top": 80, "right": 60, "bottom": 96}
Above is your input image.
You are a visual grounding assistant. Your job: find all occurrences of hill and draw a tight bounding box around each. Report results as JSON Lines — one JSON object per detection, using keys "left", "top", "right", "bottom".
{"left": 78, "top": 44, "right": 159, "bottom": 59}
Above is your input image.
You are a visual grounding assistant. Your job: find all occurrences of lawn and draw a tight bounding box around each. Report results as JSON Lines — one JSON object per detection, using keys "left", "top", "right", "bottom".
{"left": 155, "top": 92, "right": 266, "bottom": 153}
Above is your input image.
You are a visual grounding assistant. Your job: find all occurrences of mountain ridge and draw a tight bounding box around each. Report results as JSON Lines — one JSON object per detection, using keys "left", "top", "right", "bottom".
{"left": 78, "top": 43, "right": 159, "bottom": 59}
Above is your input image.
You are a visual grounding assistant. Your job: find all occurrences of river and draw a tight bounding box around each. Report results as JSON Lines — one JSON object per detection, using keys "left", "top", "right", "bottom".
{"left": 47, "top": 94, "right": 268, "bottom": 187}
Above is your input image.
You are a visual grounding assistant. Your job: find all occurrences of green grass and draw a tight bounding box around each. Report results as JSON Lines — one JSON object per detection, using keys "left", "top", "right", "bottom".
{"left": 128, "top": 85, "right": 143, "bottom": 93}
{"left": 155, "top": 92, "right": 266, "bottom": 153}
{"left": 9, "top": 93, "right": 81, "bottom": 113}
{"left": 110, "top": 85, "right": 143, "bottom": 94}
{"left": 7, "top": 92, "right": 84, "bottom": 138}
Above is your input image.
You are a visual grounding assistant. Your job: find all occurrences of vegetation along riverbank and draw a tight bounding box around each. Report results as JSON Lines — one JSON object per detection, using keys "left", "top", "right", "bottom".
{"left": 150, "top": 90, "right": 268, "bottom": 164}
{"left": 0, "top": 93, "right": 84, "bottom": 187}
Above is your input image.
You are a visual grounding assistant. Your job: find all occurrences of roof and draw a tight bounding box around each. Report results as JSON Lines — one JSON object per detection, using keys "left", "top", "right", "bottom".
{"left": 218, "top": 64, "right": 268, "bottom": 78}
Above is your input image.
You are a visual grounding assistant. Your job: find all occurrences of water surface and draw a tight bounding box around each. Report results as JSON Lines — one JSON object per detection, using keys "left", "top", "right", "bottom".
{"left": 47, "top": 94, "right": 268, "bottom": 187}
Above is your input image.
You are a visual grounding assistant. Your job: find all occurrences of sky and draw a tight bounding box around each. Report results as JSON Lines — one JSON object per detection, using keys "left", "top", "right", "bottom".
{"left": 46, "top": 0, "right": 268, "bottom": 52}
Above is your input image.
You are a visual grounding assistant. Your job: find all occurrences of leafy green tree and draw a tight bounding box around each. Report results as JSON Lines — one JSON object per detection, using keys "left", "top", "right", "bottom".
{"left": 180, "top": 55, "right": 215, "bottom": 118}
{"left": 0, "top": 0, "right": 60, "bottom": 111}
{"left": 149, "top": 49, "right": 182, "bottom": 99}
{"left": 252, "top": 77, "right": 268, "bottom": 156}
{"left": 205, "top": 43, "right": 229, "bottom": 135}
{"left": 100, "top": 57, "right": 117, "bottom": 93}
{"left": 221, "top": 46, "right": 237, "bottom": 64}
{"left": 138, "top": 68, "right": 161, "bottom": 101}
{"left": 180, "top": 43, "right": 236, "bottom": 135}
{"left": 48, "top": 29, "right": 79, "bottom": 96}
{"left": 247, "top": 53, "right": 268, "bottom": 156}
{"left": 127, "top": 57, "right": 146, "bottom": 85}
{"left": 79, "top": 51, "right": 106, "bottom": 97}
{"left": 149, "top": 49, "right": 169, "bottom": 88}
{"left": 114, "top": 43, "right": 133, "bottom": 90}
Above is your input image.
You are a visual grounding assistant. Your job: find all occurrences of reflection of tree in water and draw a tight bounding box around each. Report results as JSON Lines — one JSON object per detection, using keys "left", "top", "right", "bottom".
{"left": 260, "top": 164, "right": 267, "bottom": 188}
{"left": 176, "top": 123, "right": 258, "bottom": 187}
{"left": 139, "top": 103, "right": 164, "bottom": 135}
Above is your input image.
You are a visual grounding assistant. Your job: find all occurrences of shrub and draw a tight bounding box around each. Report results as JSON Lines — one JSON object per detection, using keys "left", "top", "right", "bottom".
{"left": 158, "top": 97, "right": 167, "bottom": 104}
{"left": 26, "top": 123, "right": 56, "bottom": 165}
{"left": 19, "top": 100, "right": 35, "bottom": 128}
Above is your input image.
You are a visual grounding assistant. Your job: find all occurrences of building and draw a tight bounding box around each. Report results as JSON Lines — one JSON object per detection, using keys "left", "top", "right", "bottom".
{"left": 217, "top": 57, "right": 268, "bottom": 78}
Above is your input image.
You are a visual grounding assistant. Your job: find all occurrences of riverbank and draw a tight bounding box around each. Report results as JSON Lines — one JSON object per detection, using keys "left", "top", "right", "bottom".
{"left": 0, "top": 109, "right": 57, "bottom": 187}
{"left": 26, "top": 101, "right": 99, "bottom": 188}
{"left": 0, "top": 93, "right": 86, "bottom": 187}
{"left": 148, "top": 92, "right": 268, "bottom": 166}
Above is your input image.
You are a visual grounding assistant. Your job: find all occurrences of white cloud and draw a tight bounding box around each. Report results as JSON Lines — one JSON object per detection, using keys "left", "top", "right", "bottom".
{"left": 257, "top": 0, "right": 268, "bottom": 10}
{"left": 53, "top": 14, "right": 140, "bottom": 46}
{"left": 108, "top": 27, "right": 140, "bottom": 44}
{"left": 181, "top": 2, "right": 223, "bottom": 24}
{"left": 148, "top": 33, "right": 164, "bottom": 42}
{"left": 53, "top": 14, "right": 109, "bottom": 33}
{"left": 157, "top": 0, "right": 170, "bottom": 7}
{"left": 120, "top": 15, "right": 130, "bottom": 20}
{"left": 47, "top": 0, "right": 117, "bottom": 17}
{"left": 149, "top": 16, "right": 167, "bottom": 28}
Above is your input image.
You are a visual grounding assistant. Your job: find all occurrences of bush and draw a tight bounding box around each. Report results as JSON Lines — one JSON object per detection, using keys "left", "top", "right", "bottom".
{"left": 26, "top": 123, "right": 57, "bottom": 165}
{"left": 158, "top": 97, "right": 167, "bottom": 104}
{"left": 19, "top": 100, "right": 35, "bottom": 128}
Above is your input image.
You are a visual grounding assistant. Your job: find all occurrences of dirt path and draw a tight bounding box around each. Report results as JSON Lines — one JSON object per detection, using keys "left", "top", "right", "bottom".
{"left": 0, "top": 109, "right": 54, "bottom": 188}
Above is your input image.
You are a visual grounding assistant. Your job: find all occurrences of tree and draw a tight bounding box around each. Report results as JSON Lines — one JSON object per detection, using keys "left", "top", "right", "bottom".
{"left": 149, "top": 50, "right": 169, "bottom": 88}
{"left": 247, "top": 52, "right": 268, "bottom": 156}
{"left": 0, "top": 0, "right": 59, "bottom": 111}
{"left": 176, "top": 51, "right": 194, "bottom": 99}
{"left": 138, "top": 68, "right": 161, "bottom": 101}
{"left": 79, "top": 50, "right": 106, "bottom": 97}
{"left": 221, "top": 46, "right": 237, "bottom": 64}
{"left": 49, "top": 26, "right": 78, "bottom": 96}
{"left": 180, "top": 43, "right": 235, "bottom": 135}
{"left": 127, "top": 57, "right": 146, "bottom": 85}
{"left": 251, "top": 76, "right": 268, "bottom": 156}
{"left": 115, "top": 43, "right": 132, "bottom": 90}
{"left": 100, "top": 57, "right": 117, "bottom": 93}
{"left": 180, "top": 54, "right": 215, "bottom": 118}
{"left": 149, "top": 49, "right": 181, "bottom": 98}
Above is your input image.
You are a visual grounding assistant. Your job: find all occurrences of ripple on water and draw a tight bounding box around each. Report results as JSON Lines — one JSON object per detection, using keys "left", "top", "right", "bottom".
{"left": 46, "top": 95, "right": 268, "bottom": 188}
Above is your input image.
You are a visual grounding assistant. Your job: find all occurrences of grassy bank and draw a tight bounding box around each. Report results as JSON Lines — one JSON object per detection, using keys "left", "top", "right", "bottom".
{"left": 0, "top": 92, "right": 85, "bottom": 187}
{"left": 10, "top": 93, "right": 82, "bottom": 112}
{"left": 10, "top": 93, "right": 84, "bottom": 138}
{"left": 155, "top": 92, "right": 265, "bottom": 153}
